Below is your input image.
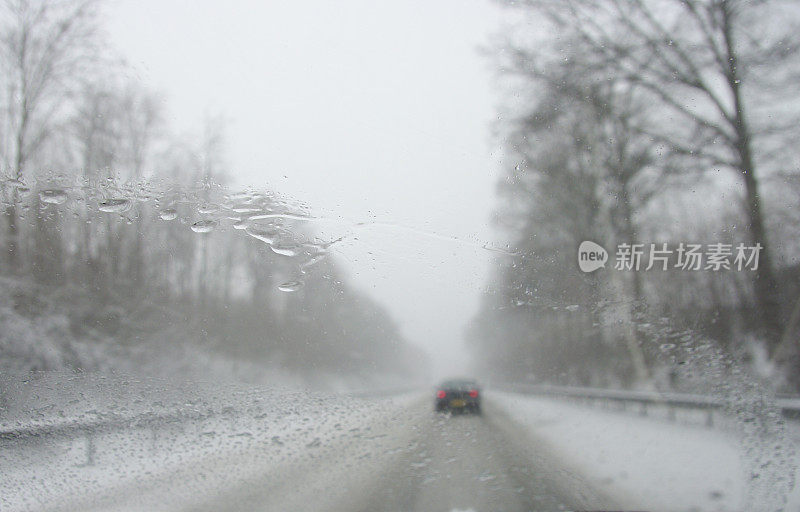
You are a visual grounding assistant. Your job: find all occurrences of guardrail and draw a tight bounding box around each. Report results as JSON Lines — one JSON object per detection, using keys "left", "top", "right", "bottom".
{"left": 495, "top": 382, "right": 800, "bottom": 426}
{"left": 0, "top": 408, "right": 220, "bottom": 467}
{"left": 0, "top": 386, "right": 416, "bottom": 442}
{"left": 0, "top": 408, "right": 215, "bottom": 441}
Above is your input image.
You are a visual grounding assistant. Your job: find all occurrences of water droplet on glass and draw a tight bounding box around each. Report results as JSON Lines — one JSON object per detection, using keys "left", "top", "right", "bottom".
{"left": 227, "top": 192, "right": 253, "bottom": 202}
{"left": 40, "top": 189, "right": 68, "bottom": 204}
{"left": 98, "top": 198, "right": 131, "bottom": 213}
{"left": 191, "top": 220, "right": 218, "bottom": 233}
{"left": 231, "top": 205, "right": 261, "bottom": 213}
{"left": 300, "top": 252, "right": 327, "bottom": 271}
{"left": 278, "top": 281, "right": 304, "bottom": 292}
{"left": 198, "top": 203, "right": 218, "bottom": 214}
{"left": 271, "top": 243, "right": 299, "bottom": 257}
{"left": 246, "top": 226, "right": 279, "bottom": 245}
{"left": 159, "top": 208, "right": 178, "bottom": 221}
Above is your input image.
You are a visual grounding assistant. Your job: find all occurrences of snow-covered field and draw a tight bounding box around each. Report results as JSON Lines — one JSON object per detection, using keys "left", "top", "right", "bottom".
{"left": 493, "top": 391, "right": 800, "bottom": 512}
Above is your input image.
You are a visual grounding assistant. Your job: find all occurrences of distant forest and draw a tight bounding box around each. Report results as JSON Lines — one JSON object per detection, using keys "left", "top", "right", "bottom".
{"left": 0, "top": 0, "right": 428, "bottom": 386}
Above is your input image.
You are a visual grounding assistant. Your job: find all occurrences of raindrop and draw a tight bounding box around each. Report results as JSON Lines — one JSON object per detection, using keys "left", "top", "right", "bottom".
{"left": 227, "top": 192, "right": 253, "bottom": 202}
{"left": 191, "top": 220, "right": 218, "bottom": 233}
{"left": 278, "top": 281, "right": 304, "bottom": 292}
{"left": 565, "top": 304, "right": 580, "bottom": 312}
{"left": 198, "top": 203, "right": 218, "bottom": 214}
{"left": 248, "top": 212, "right": 314, "bottom": 222}
{"left": 300, "top": 252, "right": 327, "bottom": 271}
{"left": 98, "top": 198, "right": 131, "bottom": 213}
{"left": 231, "top": 205, "right": 261, "bottom": 213}
{"left": 159, "top": 208, "right": 178, "bottom": 221}
{"left": 478, "top": 472, "right": 497, "bottom": 482}
{"left": 40, "top": 189, "right": 68, "bottom": 204}
{"left": 246, "top": 226, "right": 279, "bottom": 245}
{"left": 271, "top": 243, "right": 299, "bottom": 257}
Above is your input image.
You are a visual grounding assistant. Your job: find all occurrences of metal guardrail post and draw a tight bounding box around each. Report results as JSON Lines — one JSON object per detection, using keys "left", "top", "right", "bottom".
{"left": 74, "top": 430, "right": 95, "bottom": 467}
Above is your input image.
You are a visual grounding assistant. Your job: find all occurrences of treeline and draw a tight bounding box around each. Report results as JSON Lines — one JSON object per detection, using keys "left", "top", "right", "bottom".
{"left": 468, "top": 0, "right": 800, "bottom": 391}
{"left": 0, "top": 0, "right": 427, "bottom": 385}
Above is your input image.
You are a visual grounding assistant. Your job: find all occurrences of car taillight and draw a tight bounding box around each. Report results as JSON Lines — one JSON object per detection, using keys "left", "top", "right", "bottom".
{"left": 468, "top": 389, "right": 479, "bottom": 398}
{"left": 437, "top": 390, "right": 446, "bottom": 399}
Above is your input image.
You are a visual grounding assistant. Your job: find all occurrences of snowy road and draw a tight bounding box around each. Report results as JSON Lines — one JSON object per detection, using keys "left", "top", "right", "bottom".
{"left": 188, "top": 399, "right": 615, "bottom": 512}
{"left": 2, "top": 392, "right": 616, "bottom": 512}
{"left": 5, "top": 388, "right": 797, "bottom": 511}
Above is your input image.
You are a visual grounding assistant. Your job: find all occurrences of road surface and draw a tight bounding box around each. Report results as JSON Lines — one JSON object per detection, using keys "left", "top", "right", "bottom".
{"left": 3, "top": 394, "right": 620, "bottom": 512}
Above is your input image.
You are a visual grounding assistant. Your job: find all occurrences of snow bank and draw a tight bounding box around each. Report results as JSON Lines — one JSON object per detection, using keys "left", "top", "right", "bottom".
{"left": 493, "top": 392, "right": 799, "bottom": 512}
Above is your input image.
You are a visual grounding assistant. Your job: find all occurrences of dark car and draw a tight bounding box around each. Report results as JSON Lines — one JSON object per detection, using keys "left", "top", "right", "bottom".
{"left": 435, "top": 379, "right": 481, "bottom": 414}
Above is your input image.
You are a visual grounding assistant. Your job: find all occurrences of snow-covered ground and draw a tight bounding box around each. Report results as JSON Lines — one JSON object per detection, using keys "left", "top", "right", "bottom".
{"left": 493, "top": 391, "right": 800, "bottom": 512}
{"left": 5, "top": 384, "right": 798, "bottom": 511}
{"left": 1, "top": 387, "right": 420, "bottom": 512}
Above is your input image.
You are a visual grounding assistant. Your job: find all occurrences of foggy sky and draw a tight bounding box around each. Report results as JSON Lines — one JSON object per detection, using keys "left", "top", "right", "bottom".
{"left": 105, "top": 0, "right": 510, "bottom": 377}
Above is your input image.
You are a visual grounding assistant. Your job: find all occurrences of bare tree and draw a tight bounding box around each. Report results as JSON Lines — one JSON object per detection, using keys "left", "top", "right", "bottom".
{"left": 507, "top": 0, "right": 800, "bottom": 350}
{"left": 192, "top": 113, "right": 228, "bottom": 314}
{"left": 68, "top": 82, "right": 118, "bottom": 285}
{"left": 0, "top": 0, "right": 101, "bottom": 268}
{"left": 492, "top": 50, "right": 663, "bottom": 383}
{"left": 118, "top": 83, "right": 163, "bottom": 285}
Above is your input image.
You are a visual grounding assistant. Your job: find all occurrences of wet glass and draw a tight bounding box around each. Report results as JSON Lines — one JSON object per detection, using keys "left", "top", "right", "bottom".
{"left": 1, "top": 1, "right": 799, "bottom": 511}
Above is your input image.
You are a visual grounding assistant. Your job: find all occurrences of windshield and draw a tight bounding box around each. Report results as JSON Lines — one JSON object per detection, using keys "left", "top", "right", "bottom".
{"left": 1, "top": 1, "right": 799, "bottom": 511}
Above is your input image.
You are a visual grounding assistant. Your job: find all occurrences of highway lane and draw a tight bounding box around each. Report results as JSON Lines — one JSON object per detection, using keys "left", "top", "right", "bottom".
{"left": 189, "top": 397, "right": 618, "bottom": 512}
{"left": 11, "top": 394, "right": 619, "bottom": 512}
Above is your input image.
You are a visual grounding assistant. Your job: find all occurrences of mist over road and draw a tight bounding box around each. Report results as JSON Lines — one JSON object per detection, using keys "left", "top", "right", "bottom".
{"left": 5, "top": 393, "right": 616, "bottom": 512}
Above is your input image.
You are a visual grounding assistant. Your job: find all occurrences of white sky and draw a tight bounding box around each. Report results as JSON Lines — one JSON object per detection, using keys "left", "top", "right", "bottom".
{"left": 105, "top": 0, "right": 513, "bottom": 378}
